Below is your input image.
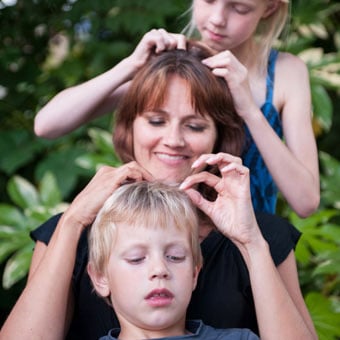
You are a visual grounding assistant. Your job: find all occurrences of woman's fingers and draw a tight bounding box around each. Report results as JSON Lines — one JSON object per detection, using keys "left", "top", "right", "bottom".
{"left": 180, "top": 171, "right": 220, "bottom": 191}
{"left": 191, "top": 153, "right": 242, "bottom": 171}
{"left": 66, "top": 162, "right": 154, "bottom": 227}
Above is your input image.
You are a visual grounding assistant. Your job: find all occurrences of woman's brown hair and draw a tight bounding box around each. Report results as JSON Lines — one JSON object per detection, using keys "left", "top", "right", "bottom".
{"left": 113, "top": 40, "right": 244, "bottom": 163}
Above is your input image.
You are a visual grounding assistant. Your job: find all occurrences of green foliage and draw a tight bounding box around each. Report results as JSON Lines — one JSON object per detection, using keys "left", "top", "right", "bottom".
{"left": 283, "top": 2, "right": 340, "bottom": 136}
{"left": 0, "top": 0, "right": 340, "bottom": 338}
{"left": 306, "top": 292, "right": 340, "bottom": 340}
{"left": 0, "top": 172, "right": 68, "bottom": 289}
{"left": 287, "top": 152, "right": 340, "bottom": 339}
{"left": 319, "top": 151, "right": 340, "bottom": 208}
{"left": 76, "top": 128, "right": 122, "bottom": 172}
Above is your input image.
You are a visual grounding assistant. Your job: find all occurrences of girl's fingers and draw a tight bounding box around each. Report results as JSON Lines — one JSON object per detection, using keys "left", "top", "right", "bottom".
{"left": 152, "top": 29, "right": 187, "bottom": 53}
{"left": 173, "top": 33, "right": 187, "bottom": 50}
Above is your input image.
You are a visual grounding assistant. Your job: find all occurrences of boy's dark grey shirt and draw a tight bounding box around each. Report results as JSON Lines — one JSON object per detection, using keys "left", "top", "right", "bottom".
{"left": 99, "top": 320, "right": 259, "bottom": 340}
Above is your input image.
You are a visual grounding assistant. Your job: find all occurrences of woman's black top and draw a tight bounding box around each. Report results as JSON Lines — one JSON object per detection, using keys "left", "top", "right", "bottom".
{"left": 31, "top": 211, "right": 300, "bottom": 340}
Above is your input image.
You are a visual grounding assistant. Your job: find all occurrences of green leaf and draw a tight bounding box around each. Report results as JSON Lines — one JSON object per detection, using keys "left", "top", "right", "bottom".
{"left": 39, "top": 171, "right": 62, "bottom": 207}
{"left": 35, "top": 147, "right": 87, "bottom": 198}
{"left": 0, "top": 130, "right": 42, "bottom": 175}
{"left": 0, "top": 241, "right": 25, "bottom": 264}
{"left": 0, "top": 204, "right": 26, "bottom": 229}
{"left": 0, "top": 225, "right": 23, "bottom": 239}
{"left": 313, "top": 250, "right": 340, "bottom": 276}
{"left": 311, "top": 84, "right": 333, "bottom": 132}
{"left": 88, "top": 128, "right": 114, "bottom": 154}
{"left": 76, "top": 153, "right": 121, "bottom": 172}
{"left": 306, "top": 292, "right": 340, "bottom": 340}
{"left": 3, "top": 245, "right": 33, "bottom": 289}
{"left": 319, "top": 152, "right": 340, "bottom": 208}
{"left": 7, "top": 176, "right": 40, "bottom": 209}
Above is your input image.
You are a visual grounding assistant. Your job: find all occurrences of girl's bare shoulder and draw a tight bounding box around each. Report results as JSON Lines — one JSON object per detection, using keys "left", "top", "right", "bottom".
{"left": 276, "top": 51, "right": 309, "bottom": 80}
{"left": 274, "top": 51, "right": 310, "bottom": 111}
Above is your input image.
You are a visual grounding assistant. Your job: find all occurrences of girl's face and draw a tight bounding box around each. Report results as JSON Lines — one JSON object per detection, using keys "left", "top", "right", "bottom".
{"left": 132, "top": 75, "right": 217, "bottom": 184}
{"left": 193, "top": 0, "right": 270, "bottom": 52}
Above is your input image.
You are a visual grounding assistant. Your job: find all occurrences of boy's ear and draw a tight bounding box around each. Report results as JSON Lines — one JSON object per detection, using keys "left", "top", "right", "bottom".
{"left": 87, "top": 262, "right": 111, "bottom": 297}
{"left": 192, "top": 265, "right": 201, "bottom": 291}
{"left": 262, "top": 0, "right": 280, "bottom": 18}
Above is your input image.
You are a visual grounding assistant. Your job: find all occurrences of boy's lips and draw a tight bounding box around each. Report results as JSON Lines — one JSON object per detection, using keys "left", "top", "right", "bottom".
{"left": 145, "top": 288, "right": 174, "bottom": 307}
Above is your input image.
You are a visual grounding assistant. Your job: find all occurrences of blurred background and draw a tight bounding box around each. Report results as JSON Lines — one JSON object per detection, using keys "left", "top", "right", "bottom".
{"left": 0, "top": 0, "right": 339, "bottom": 338}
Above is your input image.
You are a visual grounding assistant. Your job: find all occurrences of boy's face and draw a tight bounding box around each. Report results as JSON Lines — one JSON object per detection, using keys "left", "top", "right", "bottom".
{"left": 91, "top": 223, "right": 200, "bottom": 338}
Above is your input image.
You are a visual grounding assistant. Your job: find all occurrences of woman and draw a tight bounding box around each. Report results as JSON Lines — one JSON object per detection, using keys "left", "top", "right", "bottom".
{"left": 1, "top": 44, "right": 317, "bottom": 340}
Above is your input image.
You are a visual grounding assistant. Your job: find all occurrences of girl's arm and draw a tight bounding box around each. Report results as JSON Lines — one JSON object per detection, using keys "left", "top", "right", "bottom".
{"left": 0, "top": 163, "right": 154, "bottom": 340}
{"left": 180, "top": 153, "right": 318, "bottom": 340}
{"left": 202, "top": 52, "right": 320, "bottom": 217}
{"left": 34, "top": 29, "right": 186, "bottom": 139}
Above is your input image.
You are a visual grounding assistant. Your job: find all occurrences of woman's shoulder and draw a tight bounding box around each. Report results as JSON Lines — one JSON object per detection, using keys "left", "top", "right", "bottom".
{"left": 30, "top": 213, "right": 63, "bottom": 244}
{"left": 255, "top": 211, "right": 301, "bottom": 265}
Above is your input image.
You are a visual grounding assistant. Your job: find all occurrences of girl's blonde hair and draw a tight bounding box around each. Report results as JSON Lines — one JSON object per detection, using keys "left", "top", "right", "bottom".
{"left": 255, "top": 0, "right": 290, "bottom": 72}
{"left": 88, "top": 181, "right": 203, "bottom": 275}
{"left": 182, "top": 0, "right": 290, "bottom": 73}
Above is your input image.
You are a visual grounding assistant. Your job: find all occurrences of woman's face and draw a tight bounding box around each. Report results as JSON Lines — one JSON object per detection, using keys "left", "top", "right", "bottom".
{"left": 133, "top": 75, "right": 217, "bottom": 184}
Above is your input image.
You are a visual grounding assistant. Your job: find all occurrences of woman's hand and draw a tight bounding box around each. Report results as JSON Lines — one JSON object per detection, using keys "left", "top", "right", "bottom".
{"left": 64, "top": 162, "right": 154, "bottom": 229}
{"left": 180, "top": 153, "right": 261, "bottom": 246}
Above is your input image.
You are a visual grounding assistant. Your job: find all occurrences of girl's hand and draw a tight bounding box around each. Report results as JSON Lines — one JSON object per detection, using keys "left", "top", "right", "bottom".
{"left": 202, "top": 51, "right": 258, "bottom": 120}
{"left": 180, "top": 153, "right": 261, "bottom": 246}
{"left": 65, "top": 162, "right": 154, "bottom": 228}
{"left": 127, "top": 29, "right": 186, "bottom": 72}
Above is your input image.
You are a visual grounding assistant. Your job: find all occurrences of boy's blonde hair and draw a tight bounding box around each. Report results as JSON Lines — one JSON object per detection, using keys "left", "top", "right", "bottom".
{"left": 88, "top": 181, "right": 203, "bottom": 275}
{"left": 183, "top": 0, "right": 289, "bottom": 73}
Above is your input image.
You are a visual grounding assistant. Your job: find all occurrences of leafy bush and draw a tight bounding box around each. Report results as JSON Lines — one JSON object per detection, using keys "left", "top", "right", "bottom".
{"left": 0, "top": 172, "right": 68, "bottom": 288}
{"left": 0, "top": 0, "right": 340, "bottom": 338}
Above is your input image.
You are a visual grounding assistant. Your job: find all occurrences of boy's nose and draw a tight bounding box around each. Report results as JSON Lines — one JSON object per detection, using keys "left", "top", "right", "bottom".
{"left": 149, "top": 259, "right": 170, "bottom": 280}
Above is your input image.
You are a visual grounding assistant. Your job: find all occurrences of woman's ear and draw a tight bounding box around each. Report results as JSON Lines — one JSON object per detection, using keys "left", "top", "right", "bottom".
{"left": 87, "top": 262, "right": 111, "bottom": 297}
{"left": 262, "top": 0, "right": 280, "bottom": 18}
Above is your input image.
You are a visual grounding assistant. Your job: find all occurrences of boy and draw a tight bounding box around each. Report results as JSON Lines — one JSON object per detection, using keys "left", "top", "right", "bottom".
{"left": 87, "top": 181, "right": 259, "bottom": 340}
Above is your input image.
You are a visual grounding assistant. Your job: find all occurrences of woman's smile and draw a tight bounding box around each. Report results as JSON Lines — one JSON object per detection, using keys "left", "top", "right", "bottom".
{"left": 132, "top": 75, "right": 217, "bottom": 182}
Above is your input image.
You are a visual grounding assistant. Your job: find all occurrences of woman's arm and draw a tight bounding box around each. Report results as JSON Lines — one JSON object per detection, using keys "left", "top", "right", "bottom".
{"left": 240, "top": 240, "right": 317, "bottom": 340}
{"left": 202, "top": 52, "right": 320, "bottom": 217}
{"left": 180, "top": 153, "right": 318, "bottom": 340}
{"left": 34, "top": 29, "right": 186, "bottom": 139}
{"left": 0, "top": 163, "right": 154, "bottom": 340}
{"left": 0, "top": 220, "right": 80, "bottom": 340}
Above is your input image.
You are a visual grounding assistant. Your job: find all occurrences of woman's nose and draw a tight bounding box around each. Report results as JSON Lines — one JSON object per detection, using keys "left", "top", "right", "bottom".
{"left": 163, "top": 126, "right": 185, "bottom": 148}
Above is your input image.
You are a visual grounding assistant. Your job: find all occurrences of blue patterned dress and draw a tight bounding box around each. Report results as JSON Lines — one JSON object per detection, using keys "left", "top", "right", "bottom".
{"left": 242, "top": 50, "right": 283, "bottom": 213}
